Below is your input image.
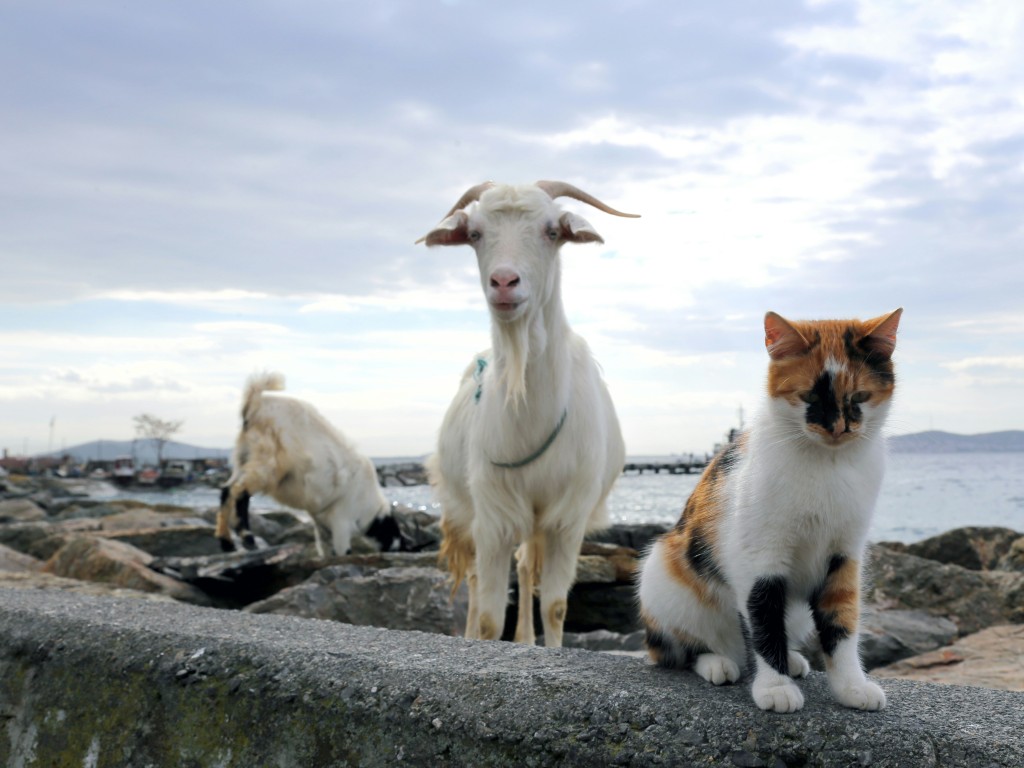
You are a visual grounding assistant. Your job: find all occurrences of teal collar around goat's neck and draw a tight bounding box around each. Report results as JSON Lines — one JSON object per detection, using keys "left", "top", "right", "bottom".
{"left": 491, "top": 408, "right": 568, "bottom": 469}
{"left": 473, "top": 357, "right": 568, "bottom": 469}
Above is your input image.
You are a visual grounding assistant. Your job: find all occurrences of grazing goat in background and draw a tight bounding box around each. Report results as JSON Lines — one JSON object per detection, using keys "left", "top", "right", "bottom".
{"left": 421, "top": 180, "right": 638, "bottom": 647}
{"left": 216, "top": 372, "right": 398, "bottom": 556}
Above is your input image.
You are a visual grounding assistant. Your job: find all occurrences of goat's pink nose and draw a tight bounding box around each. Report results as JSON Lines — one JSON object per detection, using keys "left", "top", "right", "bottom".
{"left": 489, "top": 268, "right": 520, "bottom": 291}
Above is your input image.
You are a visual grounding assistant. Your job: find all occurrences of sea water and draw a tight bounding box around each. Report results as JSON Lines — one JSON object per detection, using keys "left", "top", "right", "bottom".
{"left": 94, "top": 452, "right": 1024, "bottom": 545}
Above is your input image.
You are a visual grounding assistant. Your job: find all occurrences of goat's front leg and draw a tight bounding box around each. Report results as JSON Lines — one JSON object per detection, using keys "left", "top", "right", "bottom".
{"left": 216, "top": 486, "right": 255, "bottom": 551}
{"left": 472, "top": 525, "right": 515, "bottom": 641}
{"left": 538, "top": 526, "right": 585, "bottom": 648}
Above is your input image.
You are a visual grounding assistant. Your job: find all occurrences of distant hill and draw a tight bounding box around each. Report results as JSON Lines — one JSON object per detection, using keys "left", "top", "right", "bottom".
{"left": 888, "top": 430, "right": 1024, "bottom": 453}
{"left": 44, "top": 439, "right": 231, "bottom": 465}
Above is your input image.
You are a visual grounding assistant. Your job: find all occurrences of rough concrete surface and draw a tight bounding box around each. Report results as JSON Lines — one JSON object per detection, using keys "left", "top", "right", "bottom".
{"left": 0, "top": 588, "right": 1020, "bottom": 767}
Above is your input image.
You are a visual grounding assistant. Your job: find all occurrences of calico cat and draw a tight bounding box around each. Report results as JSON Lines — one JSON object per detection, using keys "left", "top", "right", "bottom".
{"left": 637, "top": 308, "right": 902, "bottom": 713}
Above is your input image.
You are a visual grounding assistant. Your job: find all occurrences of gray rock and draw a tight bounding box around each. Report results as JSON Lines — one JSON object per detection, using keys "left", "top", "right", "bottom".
{"left": 101, "top": 524, "right": 224, "bottom": 558}
{"left": 884, "top": 526, "right": 1021, "bottom": 571}
{"left": 0, "top": 498, "right": 47, "bottom": 523}
{"left": 867, "top": 544, "right": 1024, "bottom": 635}
{"left": 873, "top": 624, "right": 1024, "bottom": 691}
{"left": 44, "top": 535, "right": 214, "bottom": 606}
{"left": 0, "top": 543, "right": 44, "bottom": 573}
{"left": 860, "top": 608, "right": 959, "bottom": 670}
{"left": 245, "top": 564, "right": 461, "bottom": 635}
{"left": 0, "top": 521, "right": 69, "bottom": 560}
{"left": 587, "top": 523, "right": 668, "bottom": 554}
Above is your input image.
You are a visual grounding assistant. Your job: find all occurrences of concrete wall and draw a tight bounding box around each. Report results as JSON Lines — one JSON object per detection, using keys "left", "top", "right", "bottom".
{"left": 0, "top": 587, "right": 1019, "bottom": 767}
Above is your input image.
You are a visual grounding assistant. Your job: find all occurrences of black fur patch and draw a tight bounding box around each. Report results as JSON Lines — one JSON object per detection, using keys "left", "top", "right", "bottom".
{"left": 747, "top": 575, "right": 789, "bottom": 675}
{"left": 365, "top": 514, "right": 403, "bottom": 552}
{"left": 645, "top": 628, "right": 701, "bottom": 670}
{"left": 805, "top": 372, "right": 841, "bottom": 433}
{"left": 844, "top": 327, "right": 895, "bottom": 384}
{"left": 688, "top": 527, "right": 725, "bottom": 583}
{"left": 219, "top": 486, "right": 230, "bottom": 506}
{"left": 235, "top": 490, "right": 251, "bottom": 533}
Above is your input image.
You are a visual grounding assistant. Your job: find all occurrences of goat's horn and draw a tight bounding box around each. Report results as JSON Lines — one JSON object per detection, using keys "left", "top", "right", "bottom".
{"left": 415, "top": 181, "right": 496, "bottom": 245}
{"left": 440, "top": 181, "right": 496, "bottom": 220}
{"left": 535, "top": 180, "right": 641, "bottom": 218}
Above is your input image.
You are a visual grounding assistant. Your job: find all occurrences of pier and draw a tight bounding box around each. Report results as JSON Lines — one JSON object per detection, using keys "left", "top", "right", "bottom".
{"left": 622, "top": 456, "right": 709, "bottom": 475}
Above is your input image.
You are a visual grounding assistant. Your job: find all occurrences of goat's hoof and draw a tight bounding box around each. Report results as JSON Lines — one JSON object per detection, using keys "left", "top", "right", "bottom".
{"left": 241, "top": 534, "right": 257, "bottom": 550}
{"left": 219, "top": 538, "right": 236, "bottom": 553}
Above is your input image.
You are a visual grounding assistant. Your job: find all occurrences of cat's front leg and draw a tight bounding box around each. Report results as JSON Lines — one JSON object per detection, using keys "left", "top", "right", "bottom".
{"left": 826, "top": 637, "right": 886, "bottom": 710}
{"left": 747, "top": 575, "right": 804, "bottom": 713}
{"left": 811, "top": 555, "right": 887, "bottom": 711}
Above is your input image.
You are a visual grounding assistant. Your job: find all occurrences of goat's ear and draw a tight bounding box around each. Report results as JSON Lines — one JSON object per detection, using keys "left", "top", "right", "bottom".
{"left": 417, "top": 211, "right": 470, "bottom": 246}
{"left": 559, "top": 212, "right": 604, "bottom": 244}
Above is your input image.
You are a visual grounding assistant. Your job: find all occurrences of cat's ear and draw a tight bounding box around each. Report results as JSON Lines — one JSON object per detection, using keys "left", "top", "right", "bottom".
{"left": 764, "top": 311, "right": 811, "bottom": 360}
{"left": 861, "top": 307, "right": 903, "bottom": 361}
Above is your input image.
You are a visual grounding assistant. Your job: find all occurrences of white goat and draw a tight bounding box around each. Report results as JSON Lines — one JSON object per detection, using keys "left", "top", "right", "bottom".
{"left": 421, "top": 181, "right": 637, "bottom": 647}
{"left": 215, "top": 372, "right": 397, "bottom": 556}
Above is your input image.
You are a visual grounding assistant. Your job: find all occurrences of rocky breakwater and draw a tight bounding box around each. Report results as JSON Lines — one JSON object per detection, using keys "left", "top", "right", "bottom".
{"left": 1, "top": 474, "right": 1022, "bottom": 686}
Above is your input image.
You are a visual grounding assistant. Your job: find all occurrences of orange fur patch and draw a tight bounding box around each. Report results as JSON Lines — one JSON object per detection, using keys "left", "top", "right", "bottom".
{"left": 817, "top": 558, "right": 861, "bottom": 633}
{"left": 439, "top": 517, "right": 475, "bottom": 597}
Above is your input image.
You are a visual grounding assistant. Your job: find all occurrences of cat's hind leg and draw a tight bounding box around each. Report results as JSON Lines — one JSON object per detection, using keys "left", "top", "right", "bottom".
{"left": 637, "top": 539, "right": 745, "bottom": 685}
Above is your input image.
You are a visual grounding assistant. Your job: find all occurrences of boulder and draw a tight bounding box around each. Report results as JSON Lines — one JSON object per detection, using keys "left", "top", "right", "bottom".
{"left": 884, "top": 526, "right": 1021, "bottom": 571}
{"left": 872, "top": 624, "right": 1024, "bottom": 692}
{"left": 0, "top": 542, "right": 44, "bottom": 573}
{"left": 390, "top": 505, "right": 443, "bottom": 552}
{"left": 859, "top": 608, "right": 959, "bottom": 670}
{"left": 0, "top": 522, "right": 70, "bottom": 561}
{"left": 1000, "top": 537, "right": 1024, "bottom": 572}
{"left": 245, "top": 564, "right": 461, "bottom": 636}
{"left": 587, "top": 523, "right": 667, "bottom": 554}
{"left": 44, "top": 535, "right": 214, "bottom": 606}
{"left": 101, "top": 525, "right": 224, "bottom": 558}
{"left": 0, "top": 498, "right": 48, "bottom": 523}
{"left": 867, "top": 545, "right": 1024, "bottom": 636}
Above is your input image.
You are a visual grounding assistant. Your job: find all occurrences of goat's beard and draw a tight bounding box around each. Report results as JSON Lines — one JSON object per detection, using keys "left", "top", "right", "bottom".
{"left": 491, "top": 309, "right": 547, "bottom": 411}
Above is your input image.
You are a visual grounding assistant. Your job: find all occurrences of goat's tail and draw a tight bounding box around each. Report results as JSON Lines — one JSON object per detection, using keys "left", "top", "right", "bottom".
{"left": 438, "top": 516, "right": 475, "bottom": 598}
{"left": 241, "top": 371, "right": 286, "bottom": 420}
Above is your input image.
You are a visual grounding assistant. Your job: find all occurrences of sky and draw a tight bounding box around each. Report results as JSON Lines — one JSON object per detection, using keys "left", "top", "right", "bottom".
{"left": 2, "top": 0, "right": 1023, "bottom": 460}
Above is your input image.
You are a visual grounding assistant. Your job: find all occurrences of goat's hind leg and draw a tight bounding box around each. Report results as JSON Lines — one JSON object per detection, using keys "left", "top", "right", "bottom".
{"left": 538, "top": 526, "right": 585, "bottom": 648}
{"left": 513, "top": 534, "right": 541, "bottom": 645}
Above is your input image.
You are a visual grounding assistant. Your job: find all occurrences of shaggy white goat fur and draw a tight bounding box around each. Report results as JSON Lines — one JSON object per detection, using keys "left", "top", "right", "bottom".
{"left": 422, "top": 181, "right": 635, "bottom": 647}
{"left": 215, "top": 372, "right": 389, "bottom": 556}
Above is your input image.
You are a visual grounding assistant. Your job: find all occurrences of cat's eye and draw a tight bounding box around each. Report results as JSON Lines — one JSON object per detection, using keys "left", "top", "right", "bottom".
{"left": 799, "top": 392, "right": 820, "bottom": 404}
{"left": 850, "top": 391, "right": 871, "bottom": 403}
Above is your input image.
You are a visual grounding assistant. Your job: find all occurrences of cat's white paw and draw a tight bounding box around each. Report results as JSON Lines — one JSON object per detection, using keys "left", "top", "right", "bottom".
{"left": 833, "top": 680, "right": 887, "bottom": 711}
{"left": 787, "top": 651, "right": 811, "bottom": 679}
{"left": 752, "top": 676, "right": 804, "bottom": 713}
{"left": 694, "top": 653, "right": 741, "bottom": 686}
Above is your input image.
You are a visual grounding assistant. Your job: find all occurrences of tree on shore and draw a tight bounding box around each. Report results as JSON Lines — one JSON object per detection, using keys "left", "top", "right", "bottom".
{"left": 133, "top": 414, "right": 184, "bottom": 467}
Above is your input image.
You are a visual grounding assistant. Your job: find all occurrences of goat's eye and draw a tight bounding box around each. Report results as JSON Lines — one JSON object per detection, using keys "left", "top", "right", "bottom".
{"left": 545, "top": 227, "right": 559, "bottom": 241}
{"left": 850, "top": 391, "right": 871, "bottom": 403}
{"left": 799, "top": 392, "right": 819, "bottom": 404}
{"left": 468, "top": 230, "right": 481, "bottom": 242}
